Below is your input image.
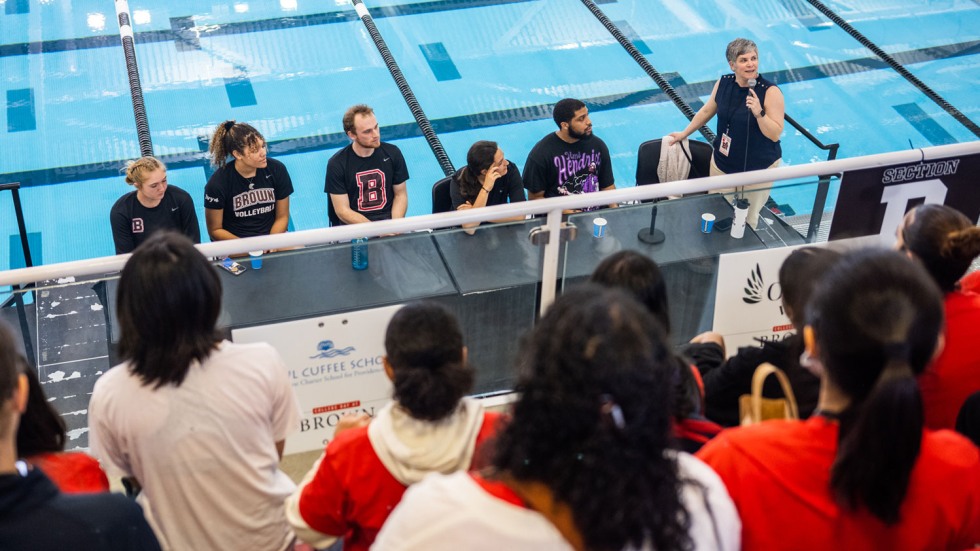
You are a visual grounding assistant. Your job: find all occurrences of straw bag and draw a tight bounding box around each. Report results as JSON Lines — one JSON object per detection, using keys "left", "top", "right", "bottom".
{"left": 739, "top": 362, "right": 800, "bottom": 425}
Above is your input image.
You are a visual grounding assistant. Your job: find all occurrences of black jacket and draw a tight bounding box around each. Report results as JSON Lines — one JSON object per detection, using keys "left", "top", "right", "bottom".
{"left": 0, "top": 467, "right": 160, "bottom": 550}
{"left": 689, "top": 334, "right": 821, "bottom": 427}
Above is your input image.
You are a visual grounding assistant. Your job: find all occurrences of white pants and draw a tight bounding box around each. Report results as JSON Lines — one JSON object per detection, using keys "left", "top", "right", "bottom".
{"left": 710, "top": 156, "right": 781, "bottom": 230}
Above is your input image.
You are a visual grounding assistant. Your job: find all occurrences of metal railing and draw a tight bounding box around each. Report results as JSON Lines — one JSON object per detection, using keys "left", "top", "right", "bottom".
{"left": 1, "top": 142, "right": 976, "bottom": 316}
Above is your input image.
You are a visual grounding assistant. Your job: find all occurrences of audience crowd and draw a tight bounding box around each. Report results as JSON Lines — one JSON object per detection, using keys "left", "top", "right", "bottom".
{"left": 3, "top": 219, "right": 978, "bottom": 549}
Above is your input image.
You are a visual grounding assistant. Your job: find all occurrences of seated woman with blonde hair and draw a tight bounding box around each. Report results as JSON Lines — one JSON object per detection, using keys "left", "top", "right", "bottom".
{"left": 110, "top": 156, "right": 199, "bottom": 254}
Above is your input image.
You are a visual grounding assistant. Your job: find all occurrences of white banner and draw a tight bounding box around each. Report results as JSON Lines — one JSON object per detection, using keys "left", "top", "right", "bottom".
{"left": 232, "top": 304, "right": 403, "bottom": 455}
{"left": 712, "top": 245, "right": 805, "bottom": 356}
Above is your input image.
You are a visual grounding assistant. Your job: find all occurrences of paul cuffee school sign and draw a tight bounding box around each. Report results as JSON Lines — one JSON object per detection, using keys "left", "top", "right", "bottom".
{"left": 828, "top": 153, "right": 980, "bottom": 241}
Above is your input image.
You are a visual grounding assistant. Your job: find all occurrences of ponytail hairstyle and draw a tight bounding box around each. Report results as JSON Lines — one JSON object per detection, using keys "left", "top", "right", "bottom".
{"left": 208, "top": 120, "right": 265, "bottom": 168}
{"left": 117, "top": 232, "right": 222, "bottom": 388}
{"left": 457, "top": 140, "right": 499, "bottom": 204}
{"left": 384, "top": 302, "right": 473, "bottom": 421}
{"left": 494, "top": 285, "right": 692, "bottom": 551}
{"left": 122, "top": 156, "right": 165, "bottom": 187}
{"left": 805, "top": 248, "right": 943, "bottom": 524}
{"left": 17, "top": 366, "right": 67, "bottom": 456}
{"left": 900, "top": 203, "right": 980, "bottom": 293}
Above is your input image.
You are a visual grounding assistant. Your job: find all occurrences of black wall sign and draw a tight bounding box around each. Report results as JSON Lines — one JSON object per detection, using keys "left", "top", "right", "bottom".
{"left": 828, "top": 153, "right": 980, "bottom": 241}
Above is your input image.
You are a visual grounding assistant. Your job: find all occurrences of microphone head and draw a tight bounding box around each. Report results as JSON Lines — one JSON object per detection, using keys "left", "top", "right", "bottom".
{"left": 748, "top": 78, "right": 757, "bottom": 88}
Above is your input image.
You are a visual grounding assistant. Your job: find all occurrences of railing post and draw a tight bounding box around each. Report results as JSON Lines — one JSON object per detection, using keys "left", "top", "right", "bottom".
{"left": 10, "top": 186, "right": 32, "bottom": 268}
{"left": 806, "top": 143, "right": 840, "bottom": 243}
{"left": 538, "top": 209, "right": 564, "bottom": 317}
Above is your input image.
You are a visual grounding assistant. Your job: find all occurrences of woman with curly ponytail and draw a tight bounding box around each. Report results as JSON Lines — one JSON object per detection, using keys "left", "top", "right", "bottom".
{"left": 203, "top": 120, "right": 293, "bottom": 241}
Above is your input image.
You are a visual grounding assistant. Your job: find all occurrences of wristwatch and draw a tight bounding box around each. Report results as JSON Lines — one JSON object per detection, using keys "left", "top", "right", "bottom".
{"left": 756, "top": 108, "right": 766, "bottom": 119}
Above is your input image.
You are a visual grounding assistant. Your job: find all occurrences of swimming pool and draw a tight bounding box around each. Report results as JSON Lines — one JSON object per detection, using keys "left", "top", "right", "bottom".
{"left": 1, "top": 0, "right": 978, "bottom": 269}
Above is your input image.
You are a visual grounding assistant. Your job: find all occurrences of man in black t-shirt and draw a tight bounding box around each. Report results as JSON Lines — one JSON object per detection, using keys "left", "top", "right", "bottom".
{"left": 523, "top": 98, "right": 616, "bottom": 211}
{"left": 325, "top": 105, "right": 409, "bottom": 226}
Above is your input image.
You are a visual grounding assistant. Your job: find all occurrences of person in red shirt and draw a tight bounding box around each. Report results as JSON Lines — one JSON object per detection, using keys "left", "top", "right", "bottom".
{"left": 17, "top": 366, "right": 108, "bottom": 494}
{"left": 895, "top": 204, "right": 980, "bottom": 429}
{"left": 698, "top": 249, "right": 980, "bottom": 550}
{"left": 286, "top": 302, "right": 503, "bottom": 551}
{"left": 960, "top": 269, "right": 980, "bottom": 294}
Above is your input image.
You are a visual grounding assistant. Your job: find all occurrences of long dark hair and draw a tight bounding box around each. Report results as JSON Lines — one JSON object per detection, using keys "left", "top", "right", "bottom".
{"left": 16, "top": 367, "right": 66, "bottom": 456}
{"left": 805, "top": 248, "right": 943, "bottom": 524}
{"left": 778, "top": 247, "right": 842, "bottom": 329}
{"left": 457, "top": 140, "right": 498, "bottom": 204}
{"left": 116, "top": 232, "right": 222, "bottom": 388}
{"left": 589, "top": 250, "right": 670, "bottom": 334}
{"left": 900, "top": 203, "right": 980, "bottom": 293}
{"left": 208, "top": 120, "right": 264, "bottom": 168}
{"left": 493, "top": 285, "right": 692, "bottom": 551}
{"left": 384, "top": 302, "right": 473, "bottom": 421}
{"left": 0, "top": 322, "right": 22, "bottom": 400}
{"left": 588, "top": 251, "right": 699, "bottom": 420}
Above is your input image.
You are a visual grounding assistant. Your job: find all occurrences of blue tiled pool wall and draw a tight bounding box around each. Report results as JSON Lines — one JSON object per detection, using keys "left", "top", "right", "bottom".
{"left": 1, "top": 0, "right": 978, "bottom": 268}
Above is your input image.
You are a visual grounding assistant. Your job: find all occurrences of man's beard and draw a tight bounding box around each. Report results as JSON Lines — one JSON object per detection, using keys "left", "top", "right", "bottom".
{"left": 568, "top": 126, "right": 591, "bottom": 140}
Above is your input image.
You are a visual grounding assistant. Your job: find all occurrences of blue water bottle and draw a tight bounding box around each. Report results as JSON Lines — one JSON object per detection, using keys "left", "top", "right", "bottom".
{"left": 351, "top": 237, "right": 368, "bottom": 270}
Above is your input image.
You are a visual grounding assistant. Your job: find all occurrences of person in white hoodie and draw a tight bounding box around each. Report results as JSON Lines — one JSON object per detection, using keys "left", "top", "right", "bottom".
{"left": 286, "top": 302, "right": 503, "bottom": 551}
{"left": 373, "top": 286, "right": 740, "bottom": 551}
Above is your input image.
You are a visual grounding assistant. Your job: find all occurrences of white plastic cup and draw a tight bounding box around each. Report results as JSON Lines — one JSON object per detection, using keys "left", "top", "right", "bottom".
{"left": 249, "top": 250, "right": 263, "bottom": 270}
{"left": 593, "top": 217, "right": 608, "bottom": 238}
{"left": 700, "top": 213, "right": 715, "bottom": 233}
{"left": 731, "top": 198, "right": 749, "bottom": 239}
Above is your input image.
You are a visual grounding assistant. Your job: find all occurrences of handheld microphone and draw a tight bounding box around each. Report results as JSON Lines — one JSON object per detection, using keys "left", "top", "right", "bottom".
{"left": 741, "top": 77, "right": 758, "bottom": 187}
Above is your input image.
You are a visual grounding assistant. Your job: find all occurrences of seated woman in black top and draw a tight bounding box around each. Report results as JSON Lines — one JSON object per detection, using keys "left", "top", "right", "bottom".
{"left": 110, "top": 156, "right": 200, "bottom": 255}
{"left": 204, "top": 120, "right": 293, "bottom": 241}
{"left": 451, "top": 140, "right": 526, "bottom": 231}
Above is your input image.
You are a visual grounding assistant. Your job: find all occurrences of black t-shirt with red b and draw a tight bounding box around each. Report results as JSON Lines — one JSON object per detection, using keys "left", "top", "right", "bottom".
{"left": 324, "top": 142, "right": 409, "bottom": 226}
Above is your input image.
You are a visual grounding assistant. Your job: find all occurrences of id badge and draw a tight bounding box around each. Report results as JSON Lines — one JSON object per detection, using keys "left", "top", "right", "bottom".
{"left": 719, "top": 133, "right": 731, "bottom": 157}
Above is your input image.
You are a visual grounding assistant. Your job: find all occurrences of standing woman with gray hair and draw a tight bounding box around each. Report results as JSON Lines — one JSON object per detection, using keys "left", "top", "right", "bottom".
{"left": 669, "top": 38, "right": 784, "bottom": 229}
